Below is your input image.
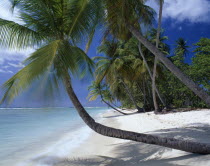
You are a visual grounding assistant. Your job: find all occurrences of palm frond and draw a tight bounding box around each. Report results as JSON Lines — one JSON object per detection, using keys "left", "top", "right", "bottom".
{"left": 0, "top": 18, "right": 44, "bottom": 49}
{"left": 1, "top": 40, "right": 61, "bottom": 104}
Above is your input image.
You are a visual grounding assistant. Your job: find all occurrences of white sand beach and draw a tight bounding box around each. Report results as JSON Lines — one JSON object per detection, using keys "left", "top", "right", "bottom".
{"left": 42, "top": 109, "right": 210, "bottom": 166}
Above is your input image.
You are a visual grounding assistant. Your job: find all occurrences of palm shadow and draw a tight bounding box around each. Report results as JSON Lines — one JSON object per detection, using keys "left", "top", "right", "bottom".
{"left": 32, "top": 123, "right": 210, "bottom": 166}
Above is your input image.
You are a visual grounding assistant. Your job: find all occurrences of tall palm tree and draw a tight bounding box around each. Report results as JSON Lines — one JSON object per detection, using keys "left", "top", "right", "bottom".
{"left": 138, "top": 29, "right": 169, "bottom": 109}
{"left": 95, "top": 40, "right": 143, "bottom": 112}
{"left": 0, "top": 0, "right": 102, "bottom": 103}
{"left": 152, "top": 0, "right": 164, "bottom": 112}
{"left": 103, "top": 0, "right": 165, "bottom": 109}
{"left": 138, "top": 43, "right": 165, "bottom": 106}
{"left": 118, "top": 37, "right": 162, "bottom": 109}
{"left": 1, "top": 0, "right": 210, "bottom": 153}
{"left": 104, "top": 0, "right": 210, "bottom": 106}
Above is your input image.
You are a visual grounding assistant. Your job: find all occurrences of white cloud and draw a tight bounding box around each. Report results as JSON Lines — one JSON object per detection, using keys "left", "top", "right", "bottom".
{"left": 0, "top": 69, "right": 13, "bottom": 74}
{"left": 0, "top": 49, "right": 34, "bottom": 65}
{"left": 147, "top": 0, "right": 210, "bottom": 23}
{"left": 2, "top": 65, "right": 9, "bottom": 69}
{"left": 0, "top": 0, "right": 22, "bottom": 23}
{"left": 0, "top": 1, "right": 34, "bottom": 70}
{"left": 8, "top": 62, "right": 25, "bottom": 68}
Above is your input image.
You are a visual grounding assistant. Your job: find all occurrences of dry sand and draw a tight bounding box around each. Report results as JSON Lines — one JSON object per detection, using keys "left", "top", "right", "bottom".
{"left": 54, "top": 109, "right": 210, "bottom": 166}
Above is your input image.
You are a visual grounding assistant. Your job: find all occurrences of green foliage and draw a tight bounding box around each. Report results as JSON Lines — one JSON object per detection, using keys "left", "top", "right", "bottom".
{"left": 91, "top": 33, "right": 210, "bottom": 110}
{"left": 1, "top": 0, "right": 210, "bottom": 110}
{"left": 157, "top": 38, "right": 208, "bottom": 108}
{"left": 1, "top": 0, "right": 100, "bottom": 104}
{"left": 104, "top": 0, "right": 155, "bottom": 40}
{"left": 191, "top": 38, "right": 210, "bottom": 90}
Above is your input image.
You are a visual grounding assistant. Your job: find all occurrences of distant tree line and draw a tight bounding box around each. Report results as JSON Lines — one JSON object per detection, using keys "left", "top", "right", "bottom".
{"left": 89, "top": 34, "right": 210, "bottom": 111}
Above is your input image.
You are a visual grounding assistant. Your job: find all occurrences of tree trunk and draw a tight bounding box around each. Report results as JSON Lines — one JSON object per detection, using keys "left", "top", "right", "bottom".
{"left": 152, "top": 56, "right": 159, "bottom": 112}
{"left": 63, "top": 74, "right": 210, "bottom": 154}
{"left": 152, "top": 0, "right": 164, "bottom": 112}
{"left": 138, "top": 43, "right": 166, "bottom": 107}
{"left": 111, "top": 102, "right": 127, "bottom": 110}
{"left": 97, "top": 84, "right": 127, "bottom": 115}
{"left": 128, "top": 25, "right": 210, "bottom": 106}
{"left": 120, "top": 78, "right": 144, "bottom": 112}
{"left": 111, "top": 102, "right": 123, "bottom": 110}
{"left": 102, "top": 99, "right": 127, "bottom": 115}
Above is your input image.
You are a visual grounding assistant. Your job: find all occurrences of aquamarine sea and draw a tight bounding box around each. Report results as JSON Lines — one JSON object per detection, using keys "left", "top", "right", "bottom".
{"left": 0, "top": 107, "right": 109, "bottom": 166}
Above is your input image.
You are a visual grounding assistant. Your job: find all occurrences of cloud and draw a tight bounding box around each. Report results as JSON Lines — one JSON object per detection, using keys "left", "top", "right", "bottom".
{"left": 0, "top": 49, "right": 33, "bottom": 65}
{"left": 0, "top": 1, "right": 34, "bottom": 69}
{"left": 147, "top": 0, "right": 210, "bottom": 23}
{"left": 0, "top": 69, "right": 13, "bottom": 74}
{"left": 0, "top": 0, "right": 21, "bottom": 23}
{"left": 8, "top": 62, "right": 25, "bottom": 68}
{"left": 2, "top": 65, "right": 10, "bottom": 69}
{"left": 178, "top": 26, "right": 182, "bottom": 31}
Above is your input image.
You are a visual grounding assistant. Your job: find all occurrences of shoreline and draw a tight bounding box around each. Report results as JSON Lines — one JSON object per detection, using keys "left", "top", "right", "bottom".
{"left": 0, "top": 107, "right": 110, "bottom": 166}
{"left": 53, "top": 109, "right": 210, "bottom": 166}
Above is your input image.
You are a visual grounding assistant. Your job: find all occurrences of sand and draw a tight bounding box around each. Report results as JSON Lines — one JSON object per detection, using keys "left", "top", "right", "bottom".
{"left": 54, "top": 109, "right": 210, "bottom": 166}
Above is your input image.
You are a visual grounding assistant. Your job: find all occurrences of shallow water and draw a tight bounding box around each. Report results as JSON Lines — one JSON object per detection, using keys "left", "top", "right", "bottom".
{"left": 0, "top": 107, "right": 108, "bottom": 166}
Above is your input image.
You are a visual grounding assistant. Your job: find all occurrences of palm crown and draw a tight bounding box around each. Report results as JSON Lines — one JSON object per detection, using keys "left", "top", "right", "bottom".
{"left": 0, "top": 0, "right": 103, "bottom": 103}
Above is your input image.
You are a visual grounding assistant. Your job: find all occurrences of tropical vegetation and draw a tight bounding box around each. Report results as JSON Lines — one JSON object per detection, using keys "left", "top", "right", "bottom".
{"left": 1, "top": 0, "right": 210, "bottom": 154}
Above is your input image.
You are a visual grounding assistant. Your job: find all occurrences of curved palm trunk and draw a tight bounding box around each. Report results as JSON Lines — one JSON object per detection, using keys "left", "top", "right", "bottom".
{"left": 138, "top": 43, "right": 166, "bottom": 107}
{"left": 111, "top": 102, "right": 123, "bottom": 110}
{"left": 63, "top": 74, "right": 210, "bottom": 154}
{"left": 97, "top": 85, "right": 127, "bottom": 115}
{"left": 127, "top": 25, "right": 210, "bottom": 106}
{"left": 120, "top": 78, "right": 144, "bottom": 112}
{"left": 152, "top": 0, "right": 164, "bottom": 112}
{"left": 111, "top": 102, "right": 127, "bottom": 110}
{"left": 102, "top": 99, "right": 127, "bottom": 115}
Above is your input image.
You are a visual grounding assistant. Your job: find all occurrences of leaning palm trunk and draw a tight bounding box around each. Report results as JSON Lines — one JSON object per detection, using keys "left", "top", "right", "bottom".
{"left": 102, "top": 99, "right": 127, "bottom": 115}
{"left": 111, "top": 102, "right": 124, "bottom": 110}
{"left": 98, "top": 89, "right": 127, "bottom": 115}
{"left": 128, "top": 25, "right": 210, "bottom": 106}
{"left": 138, "top": 43, "right": 166, "bottom": 107}
{"left": 152, "top": 0, "right": 164, "bottom": 112}
{"left": 63, "top": 73, "right": 210, "bottom": 154}
{"left": 97, "top": 84, "right": 127, "bottom": 115}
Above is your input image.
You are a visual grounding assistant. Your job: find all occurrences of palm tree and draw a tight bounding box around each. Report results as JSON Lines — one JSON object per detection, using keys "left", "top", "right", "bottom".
{"left": 117, "top": 38, "right": 162, "bottom": 110}
{"left": 0, "top": 0, "right": 102, "bottom": 103}
{"left": 147, "top": 28, "right": 170, "bottom": 55}
{"left": 174, "top": 38, "right": 190, "bottom": 57}
{"left": 104, "top": 0, "right": 210, "bottom": 106}
{"left": 1, "top": 0, "right": 210, "bottom": 154}
{"left": 138, "top": 43, "right": 166, "bottom": 108}
{"left": 95, "top": 40, "right": 143, "bottom": 112}
{"left": 171, "top": 38, "right": 190, "bottom": 81}
{"left": 138, "top": 29, "right": 169, "bottom": 109}
{"left": 152, "top": 0, "right": 164, "bottom": 112}
{"left": 88, "top": 82, "right": 127, "bottom": 115}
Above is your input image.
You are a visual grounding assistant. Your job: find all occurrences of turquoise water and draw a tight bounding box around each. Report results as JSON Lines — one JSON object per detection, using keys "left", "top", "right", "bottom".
{"left": 0, "top": 107, "right": 108, "bottom": 166}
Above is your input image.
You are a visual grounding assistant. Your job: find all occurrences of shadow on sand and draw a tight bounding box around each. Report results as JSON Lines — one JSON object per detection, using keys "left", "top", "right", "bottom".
{"left": 33, "top": 124, "right": 210, "bottom": 166}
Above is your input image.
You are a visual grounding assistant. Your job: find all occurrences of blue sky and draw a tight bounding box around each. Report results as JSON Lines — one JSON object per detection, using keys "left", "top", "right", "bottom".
{"left": 1, "top": 0, "right": 210, "bottom": 107}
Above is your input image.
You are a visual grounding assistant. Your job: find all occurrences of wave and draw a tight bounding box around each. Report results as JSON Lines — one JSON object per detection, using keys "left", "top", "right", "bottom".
{"left": 16, "top": 125, "right": 92, "bottom": 166}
